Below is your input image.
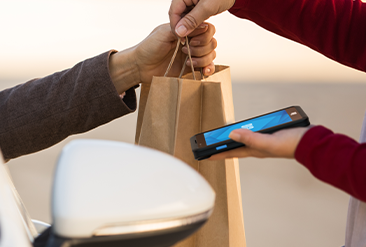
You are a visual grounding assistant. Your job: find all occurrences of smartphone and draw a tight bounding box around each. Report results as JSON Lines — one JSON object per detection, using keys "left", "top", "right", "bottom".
{"left": 190, "top": 106, "right": 310, "bottom": 160}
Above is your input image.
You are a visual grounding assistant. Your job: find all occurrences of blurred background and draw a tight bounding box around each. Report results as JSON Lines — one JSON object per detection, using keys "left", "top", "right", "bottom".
{"left": 1, "top": 0, "right": 366, "bottom": 246}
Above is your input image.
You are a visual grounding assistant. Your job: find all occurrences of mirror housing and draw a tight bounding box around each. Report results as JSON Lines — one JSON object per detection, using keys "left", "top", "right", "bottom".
{"left": 48, "top": 140, "right": 215, "bottom": 247}
{"left": 0, "top": 152, "right": 33, "bottom": 247}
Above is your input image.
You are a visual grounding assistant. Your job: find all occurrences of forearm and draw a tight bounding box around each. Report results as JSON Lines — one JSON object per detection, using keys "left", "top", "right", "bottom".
{"left": 229, "top": 0, "right": 366, "bottom": 72}
{"left": 0, "top": 50, "right": 137, "bottom": 160}
{"left": 295, "top": 125, "right": 366, "bottom": 202}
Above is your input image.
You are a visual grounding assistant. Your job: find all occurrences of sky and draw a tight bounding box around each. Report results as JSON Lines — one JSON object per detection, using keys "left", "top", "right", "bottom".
{"left": 1, "top": 0, "right": 366, "bottom": 84}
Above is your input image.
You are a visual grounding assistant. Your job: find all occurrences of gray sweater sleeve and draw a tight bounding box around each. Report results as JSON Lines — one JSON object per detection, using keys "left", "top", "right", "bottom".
{"left": 0, "top": 50, "right": 137, "bottom": 160}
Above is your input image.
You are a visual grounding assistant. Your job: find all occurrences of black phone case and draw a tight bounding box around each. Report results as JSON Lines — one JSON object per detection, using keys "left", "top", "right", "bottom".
{"left": 190, "top": 106, "right": 310, "bottom": 160}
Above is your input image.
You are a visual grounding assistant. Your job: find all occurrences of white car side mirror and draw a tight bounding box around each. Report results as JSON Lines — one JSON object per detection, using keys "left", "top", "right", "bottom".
{"left": 0, "top": 153, "right": 33, "bottom": 247}
{"left": 46, "top": 140, "right": 215, "bottom": 247}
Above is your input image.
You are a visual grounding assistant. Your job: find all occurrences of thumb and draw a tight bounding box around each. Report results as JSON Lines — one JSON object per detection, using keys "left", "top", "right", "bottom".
{"left": 175, "top": 4, "right": 212, "bottom": 37}
{"left": 229, "top": 129, "right": 271, "bottom": 149}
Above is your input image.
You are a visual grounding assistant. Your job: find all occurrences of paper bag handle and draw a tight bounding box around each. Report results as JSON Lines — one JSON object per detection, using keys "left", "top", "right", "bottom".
{"left": 164, "top": 37, "right": 204, "bottom": 80}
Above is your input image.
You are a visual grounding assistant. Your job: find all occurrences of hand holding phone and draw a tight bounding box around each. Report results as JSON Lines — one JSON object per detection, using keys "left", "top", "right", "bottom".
{"left": 190, "top": 106, "right": 310, "bottom": 160}
{"left": 211, "top": 125, "right": 310, "bottom": 160}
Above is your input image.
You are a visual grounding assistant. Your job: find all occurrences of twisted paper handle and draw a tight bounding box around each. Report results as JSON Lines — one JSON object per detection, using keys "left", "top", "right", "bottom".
{"left": 164, "top": 37, "right": 200, "bottom": 80}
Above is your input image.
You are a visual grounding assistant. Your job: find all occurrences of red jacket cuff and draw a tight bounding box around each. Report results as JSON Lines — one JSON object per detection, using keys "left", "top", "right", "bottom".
{"left": 294, "top": 125, "right": 334, "bottom": 165}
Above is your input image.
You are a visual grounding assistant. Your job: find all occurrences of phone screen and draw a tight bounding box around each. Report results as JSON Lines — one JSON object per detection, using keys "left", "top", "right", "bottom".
{"left": 203, "top": 107, "right": 301, "bottom": 146}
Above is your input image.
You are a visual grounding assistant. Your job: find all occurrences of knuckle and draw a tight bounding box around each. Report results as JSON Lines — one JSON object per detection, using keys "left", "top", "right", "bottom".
{"left": 210, "top": 63, "right": 216, "bottom": 72}
{"left": 211, "top": 24, "right": 216, "bottom": 35}
{"left": 242, "top": 132, "right": 253, "bottom": 146}
{"left": 183, "top": 14, "right": 199, "bottom": 29}
{"left": 212, "top": 38, "right": 217, "bottom": 49}
{"left": 212, "top": 50, "right": 217, "bottom": 60}
{"left": 199, "top": 2, "right": 212, "bottom": 13}
{"left": 189, "top": 46, "right": 196, "bottom": 55}
{"left": 202, "top": 57, "right": 210, "bottom": 66}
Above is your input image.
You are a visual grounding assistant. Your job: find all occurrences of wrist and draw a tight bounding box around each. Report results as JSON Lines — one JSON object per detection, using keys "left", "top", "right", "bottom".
{"left": 109, "top": 47, "right": 141, "bottom": 94}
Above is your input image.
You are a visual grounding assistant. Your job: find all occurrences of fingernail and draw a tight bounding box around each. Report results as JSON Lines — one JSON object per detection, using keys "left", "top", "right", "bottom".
{"left": 176, "top": 25, "right": 188, "bottom": 37}
{"left": 182, "top": 46, "right": 188, "bottom": 53}
{"left": 198, "top": 23, "right": 208, "bottom": 28}
{"left": 190, "top": 40, "right": 200, "bottom": 46}
{"left": 206, "top": 68, "right": 211, "bottom": 74}
{"left": 229, "top": 132, "right": 240, "bottom": 141}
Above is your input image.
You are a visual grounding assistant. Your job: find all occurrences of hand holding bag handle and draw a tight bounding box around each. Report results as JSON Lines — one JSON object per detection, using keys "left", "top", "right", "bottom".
{"left": 136, "top": 37, "right": 202, "bottom": 144}
{"left": 164, "top": 37, "right": 206, "bottom": 80}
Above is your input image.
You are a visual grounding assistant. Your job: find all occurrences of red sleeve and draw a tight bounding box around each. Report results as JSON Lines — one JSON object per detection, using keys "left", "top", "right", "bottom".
{"left": 295, "top": 126, "right": 366, "bottom": 202}
{"left": 229, "top": 0, "right": 366, "bottom": 72}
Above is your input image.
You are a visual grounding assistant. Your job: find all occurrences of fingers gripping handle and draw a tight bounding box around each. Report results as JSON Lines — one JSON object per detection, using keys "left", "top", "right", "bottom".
{"left": 163, "top": 37, "right": 197, "bottom": 80}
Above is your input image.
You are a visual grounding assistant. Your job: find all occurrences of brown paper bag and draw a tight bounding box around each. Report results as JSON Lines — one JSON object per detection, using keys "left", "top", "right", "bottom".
{"left": 135, "top": 40, "right": 246, "bottom": 247}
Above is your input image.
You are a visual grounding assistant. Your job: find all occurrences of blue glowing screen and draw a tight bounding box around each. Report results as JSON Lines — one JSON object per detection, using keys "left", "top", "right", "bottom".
{"left": 203, "top": 109, "right": 292, "bottom": 146}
